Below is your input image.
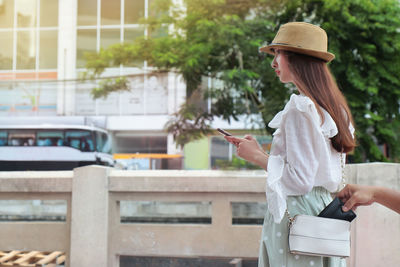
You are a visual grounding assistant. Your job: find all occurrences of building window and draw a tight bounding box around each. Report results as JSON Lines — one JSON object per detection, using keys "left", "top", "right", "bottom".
{"left": 124, "top": 0, "right": 145, "bottom": 24}
{"left": 75, "top": 0, "right": 170, "bottom": 116}
{"left": 100, "top": 28, "right": 120, "bottom": 49}
{"left": 40, "top": 0, "right": 58, "bottom": 27}
{"left": 76, "top": 0, "right": 167, "bottom": 68}
{"left": 39, "top": 29, "right": 58, "bottom": 69}
{"left": 0, "top": 0, "right": 15, "bottom": 28}
{"left": 16, "top": 0, "right": 37, "bottom": 28}
{"left": 115, "top": 135, "right": 167, "bottom": 154}
{"left": 210, "top": 136, "right": 235, "bottom": 169}
{"left": 0, "top": 0, "right": 58, "bottom": 71}
{"left": 0, "top": 31, "right": 13, "bottom": 70}
{"left": 16, "top": 30, "right": 36, "bottom": 70}
{"left": 76, "top": 29, "right": 97, "bottom": 68}
{"left": 100, "top": 0, "right": 120, "bottom": 25}
{"left": 124, "top": 27, "right": 145, "bottom": 67}
{"left": 77, "top": 0, "right": 97, "bottom": 26}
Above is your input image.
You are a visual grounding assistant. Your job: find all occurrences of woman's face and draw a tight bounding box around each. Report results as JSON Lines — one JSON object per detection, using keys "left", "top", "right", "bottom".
{"left": 271, "top": 49, "right": 294, "bottom": 84}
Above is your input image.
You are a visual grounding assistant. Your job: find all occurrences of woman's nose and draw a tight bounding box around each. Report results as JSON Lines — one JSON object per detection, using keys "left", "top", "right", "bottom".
{"left": 271, "top": 57, "right": 277, "bottom": 69}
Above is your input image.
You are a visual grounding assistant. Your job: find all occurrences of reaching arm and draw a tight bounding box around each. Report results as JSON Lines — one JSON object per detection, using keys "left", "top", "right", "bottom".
{"left": 337, "top": 184, "right": 400, "bottom": 214}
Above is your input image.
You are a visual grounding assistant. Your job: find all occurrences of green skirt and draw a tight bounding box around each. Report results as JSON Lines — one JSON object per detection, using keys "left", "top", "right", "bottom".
{"left": 258, "top": 187, "right": 346, "bottom": 267}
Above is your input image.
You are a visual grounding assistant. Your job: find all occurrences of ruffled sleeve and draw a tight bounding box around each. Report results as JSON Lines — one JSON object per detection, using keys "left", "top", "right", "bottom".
{"left": 320, "top": 109, "right": 338, "bottom": 138}
{"left": 266, "top": 94, "right": 338, "bottom": 223}
{"left": 265, "top": 154, "right": 286, "bottom": 223}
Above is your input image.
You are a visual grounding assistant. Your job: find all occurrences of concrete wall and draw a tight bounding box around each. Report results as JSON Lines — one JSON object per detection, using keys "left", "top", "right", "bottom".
{"left": 345, "top": 163, "right": 400, "bottom": 267}
{"left": 0, "top": 163, "right": 399, "bottom": 267}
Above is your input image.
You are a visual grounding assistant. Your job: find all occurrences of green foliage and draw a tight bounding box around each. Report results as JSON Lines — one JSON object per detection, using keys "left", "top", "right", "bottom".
{"left": 165, "top": 91, "right": 214, "bottom": 146}
{"left": 91, "top": 77, "right": 130, "bottom": 99}
{"left": 85, "top": 0, "right": 400, "bottom": 162}
{"left": 302, "top": 0, "right": 400, "bottom": 162}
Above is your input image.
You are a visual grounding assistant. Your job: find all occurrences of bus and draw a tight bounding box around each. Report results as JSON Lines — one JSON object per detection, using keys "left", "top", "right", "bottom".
{"left": 0, "top": 124, "right": 115, "bottom": 171}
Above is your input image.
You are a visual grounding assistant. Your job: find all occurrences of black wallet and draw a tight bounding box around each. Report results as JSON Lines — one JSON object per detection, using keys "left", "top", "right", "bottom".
{"left": 318, "top": 197, "right": 357, "bottom": 222}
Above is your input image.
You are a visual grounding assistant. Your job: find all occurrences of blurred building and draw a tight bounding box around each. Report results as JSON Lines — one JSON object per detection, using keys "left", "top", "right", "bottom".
{"left": 0, "top": 0, "right": 266, "bottom": 169}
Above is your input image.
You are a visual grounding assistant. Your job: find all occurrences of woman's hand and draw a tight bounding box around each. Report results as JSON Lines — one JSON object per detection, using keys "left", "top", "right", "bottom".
{"left": 224, "top": 135, "right": 269, "bottom": 170}
{"left": 224, "top": 135, "right": 243, "bottom": 147}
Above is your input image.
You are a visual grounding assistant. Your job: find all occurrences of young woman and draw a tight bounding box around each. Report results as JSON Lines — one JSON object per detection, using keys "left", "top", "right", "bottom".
{"left": 225, "top": 22, "right": 356, "bottom": 267}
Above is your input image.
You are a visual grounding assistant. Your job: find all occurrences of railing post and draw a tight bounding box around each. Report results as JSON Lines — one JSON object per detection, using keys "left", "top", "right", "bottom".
{"left": 70, "top": 165, "right": 111, "bottom": 267}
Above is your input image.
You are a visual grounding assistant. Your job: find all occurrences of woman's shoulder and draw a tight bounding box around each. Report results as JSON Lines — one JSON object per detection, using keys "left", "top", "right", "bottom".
{"left": 268, "top": 94, "right": 314, "bottom": 128}
{"left": 269, "top": 94, "right": 338, "bottom": 138}
{"left": 288, "top": 93, "right": 314, "bottom": 112}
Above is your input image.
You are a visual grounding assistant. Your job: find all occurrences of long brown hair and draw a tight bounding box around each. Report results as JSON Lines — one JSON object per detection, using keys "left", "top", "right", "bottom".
{"left": 285, "top": 51, "right": 356, "bottom": 153}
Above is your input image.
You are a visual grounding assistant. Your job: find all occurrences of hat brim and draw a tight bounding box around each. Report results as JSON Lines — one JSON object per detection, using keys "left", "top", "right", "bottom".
{"left": 259, "top": 43, "right": 335, "bottom": 63}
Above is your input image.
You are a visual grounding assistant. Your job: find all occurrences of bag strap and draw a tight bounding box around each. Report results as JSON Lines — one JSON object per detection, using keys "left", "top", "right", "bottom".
{"left": 285, "top": 152, "right": 346, "bottom": 226}
{"left": 340, "top": 151, "right": 346, "bottom": 190}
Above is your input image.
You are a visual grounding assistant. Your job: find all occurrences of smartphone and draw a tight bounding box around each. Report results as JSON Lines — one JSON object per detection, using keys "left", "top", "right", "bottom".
{"left": 217, "top": 128, "right": 232, "bottom": 136}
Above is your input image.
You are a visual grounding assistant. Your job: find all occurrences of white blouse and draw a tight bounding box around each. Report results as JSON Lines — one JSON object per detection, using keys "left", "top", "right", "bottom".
{"left": 266, "top": 94, "right": 354, "bottom": 223}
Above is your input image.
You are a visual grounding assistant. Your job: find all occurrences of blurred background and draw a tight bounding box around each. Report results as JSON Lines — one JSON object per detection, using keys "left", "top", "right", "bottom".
{"left": 0, "top": 0, "right": 399, "bottom": 172}
{"left": 0, "top": 1, "right": 399, "bottom": 266}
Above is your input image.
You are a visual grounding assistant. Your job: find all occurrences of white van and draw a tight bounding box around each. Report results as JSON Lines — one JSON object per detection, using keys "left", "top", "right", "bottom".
{"left": 0, "top": 124, "right": 115, "bottom": 170}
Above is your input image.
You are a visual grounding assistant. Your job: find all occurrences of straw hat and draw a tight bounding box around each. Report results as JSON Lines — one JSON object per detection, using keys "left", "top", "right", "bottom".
{"left": 259, "top": 22, "right": 335, "bottom": 62}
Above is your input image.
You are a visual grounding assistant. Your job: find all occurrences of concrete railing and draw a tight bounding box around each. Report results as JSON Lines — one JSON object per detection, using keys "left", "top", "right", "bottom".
{"left": 0, "top": 171, "right": 72, "bottom": 255}
{"left": 0, "top": 163, "right": 399, "bottom": 267}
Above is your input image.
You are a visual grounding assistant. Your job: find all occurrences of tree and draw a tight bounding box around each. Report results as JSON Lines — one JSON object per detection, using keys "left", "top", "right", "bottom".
{"left": 275, "top": 0, "right": 400, "bottom": 162}
{"left": 85, "top": 0, "right": 400, "bottom": 162}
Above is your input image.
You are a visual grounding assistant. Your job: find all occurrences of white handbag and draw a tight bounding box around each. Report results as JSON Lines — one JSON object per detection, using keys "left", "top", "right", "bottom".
{"left": 287, "top": 213, "right": 351, "bottom": 257}
{"left": 287, "top": 153, "right": 352, "bottom": 258}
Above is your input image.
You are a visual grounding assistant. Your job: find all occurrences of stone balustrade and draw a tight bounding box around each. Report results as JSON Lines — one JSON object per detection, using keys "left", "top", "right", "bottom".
{"left": 0, "top": 163, "right": 399, "bottom": 267}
